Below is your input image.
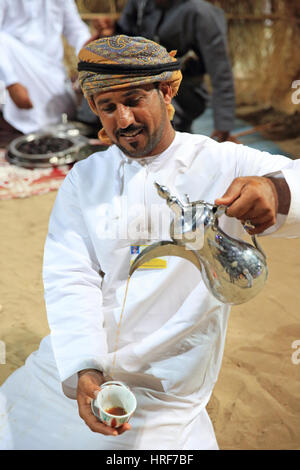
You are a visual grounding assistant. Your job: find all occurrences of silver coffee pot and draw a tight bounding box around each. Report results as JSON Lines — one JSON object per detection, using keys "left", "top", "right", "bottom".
{"left": 129, "top": 182, "right": 268, "bottom": 305}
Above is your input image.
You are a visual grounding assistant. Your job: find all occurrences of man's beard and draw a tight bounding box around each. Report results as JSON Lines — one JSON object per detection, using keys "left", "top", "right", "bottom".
{"left": 114, "top": 124, "right": 163, "bottom": 158}
{"left": 113, "top": 100, "right": 167, "bottom": 158}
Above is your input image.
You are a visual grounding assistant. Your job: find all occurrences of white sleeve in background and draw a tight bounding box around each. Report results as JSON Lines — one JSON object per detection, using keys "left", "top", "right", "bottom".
{"left": 62, "top": 0, "right": 91, "bottom": 55}
{"left": 43, "top": 167, "right": 108, "bottom": 395}
{"left": 0, "top": 35, "right": 19, "bottom": 86}
{"left": 0, "top": 1, "right": 18, "bottom": 87}
{"left": 233, "top": 143, "right": 300, "bottom": 238}
{"left": 0, "top": 0, "right": 6, "bottom": 28}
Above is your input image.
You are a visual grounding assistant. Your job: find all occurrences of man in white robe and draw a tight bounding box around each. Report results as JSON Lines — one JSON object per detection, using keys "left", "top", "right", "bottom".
{"left": 0, "top": 35, "right": 300, "bottom": 450}
{"left": 0, "top": 0, "right": 92, "bottom": 135}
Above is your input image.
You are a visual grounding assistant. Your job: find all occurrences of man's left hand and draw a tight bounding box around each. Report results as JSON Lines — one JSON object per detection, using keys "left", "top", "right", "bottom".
{"left": 214, "top": 176, "right": 278, "bottom": 234}
{"left": 77, "top": 369, "right": 131, "bottom": 436}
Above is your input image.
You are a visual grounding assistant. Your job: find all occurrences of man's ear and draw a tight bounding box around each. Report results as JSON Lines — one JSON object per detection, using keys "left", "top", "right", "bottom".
{"left": 158, "top": 83, "right": 173, "bottom": 105}
{"left": 87, "top": 96, "right": 99, "bottom": 115}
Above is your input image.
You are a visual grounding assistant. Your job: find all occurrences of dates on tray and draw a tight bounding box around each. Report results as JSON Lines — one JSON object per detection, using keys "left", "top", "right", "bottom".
{"left": 17, "top": 136, "right": 73, "bottom": 155}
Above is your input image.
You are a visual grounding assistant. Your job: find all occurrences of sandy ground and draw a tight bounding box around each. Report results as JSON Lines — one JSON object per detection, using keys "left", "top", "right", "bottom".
{"left": 1, "top": 190, "right": 300, "bottom": 450}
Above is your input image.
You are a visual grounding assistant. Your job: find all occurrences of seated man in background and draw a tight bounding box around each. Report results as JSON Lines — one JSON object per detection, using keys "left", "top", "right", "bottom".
{"left": 93, "top": 0, "right": 236, "bottom": 142}
{"left": 0, "top": 0, "right": 98, "bottom": 138}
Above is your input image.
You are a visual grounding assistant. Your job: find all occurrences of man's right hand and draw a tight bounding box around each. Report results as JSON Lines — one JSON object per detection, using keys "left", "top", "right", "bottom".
{"left": 7, "top": 83, "right": 33, "bottom": 109}
{"left": 76, "top": 368, "right": 131, "bottom": 436}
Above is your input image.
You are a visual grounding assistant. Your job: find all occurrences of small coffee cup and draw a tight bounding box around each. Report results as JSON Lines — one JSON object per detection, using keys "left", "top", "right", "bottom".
{"left": 91, "top": 381, "right": 137, "bottom": 428}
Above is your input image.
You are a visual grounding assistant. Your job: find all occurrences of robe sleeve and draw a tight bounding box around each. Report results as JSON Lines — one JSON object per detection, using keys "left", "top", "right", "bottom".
{"left": 42, "top": 166, "right": 108, "bottom": 393}
{"left": 233, "top": 143, "right": 300, "bottom": 237}
{"left": 62, "top": 0, "right": 91, "bottom": 55}
{"left": 0, "top": 2, "right": 19, "bottom": 87}
{"left": 0, "top": 0, "right": 5, "bottom": 27}
{"left": 194, "top": 5, "right": 235, "bottom": 132}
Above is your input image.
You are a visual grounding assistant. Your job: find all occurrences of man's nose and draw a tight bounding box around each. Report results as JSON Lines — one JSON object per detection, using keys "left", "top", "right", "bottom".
{"left": 116, "top": 104, "right": 135, "bottom": 128}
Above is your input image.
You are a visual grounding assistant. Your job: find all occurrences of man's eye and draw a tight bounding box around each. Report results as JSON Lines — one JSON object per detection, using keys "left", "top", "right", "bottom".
{"left": 126, "top": 98, "right": 141, "bottom": 107}
{"left": 102, "top": 105, "right": 115, "bottom": 113}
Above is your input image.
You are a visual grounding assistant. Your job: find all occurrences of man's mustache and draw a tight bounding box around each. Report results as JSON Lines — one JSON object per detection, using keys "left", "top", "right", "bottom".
{"left": 116, "top": 125, "right": 145, "bottom": 138}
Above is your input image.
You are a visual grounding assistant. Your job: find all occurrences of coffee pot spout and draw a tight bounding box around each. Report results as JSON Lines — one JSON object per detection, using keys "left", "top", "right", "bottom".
{"left": 129, "top": 241, "right": 202, "bottom": 277}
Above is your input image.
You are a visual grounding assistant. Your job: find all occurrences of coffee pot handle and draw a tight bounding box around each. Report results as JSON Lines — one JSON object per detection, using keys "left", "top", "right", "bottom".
{"left": 243, "top": 220, "right": 267, "bottom": 259}
{"left": 213, "top": 206, "right": 267, "bottom": 260}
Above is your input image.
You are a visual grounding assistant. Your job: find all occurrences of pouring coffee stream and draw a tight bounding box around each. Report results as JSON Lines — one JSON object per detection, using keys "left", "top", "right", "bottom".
{"left": 129, "top": 182, "right": 268, "bottom": 305}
